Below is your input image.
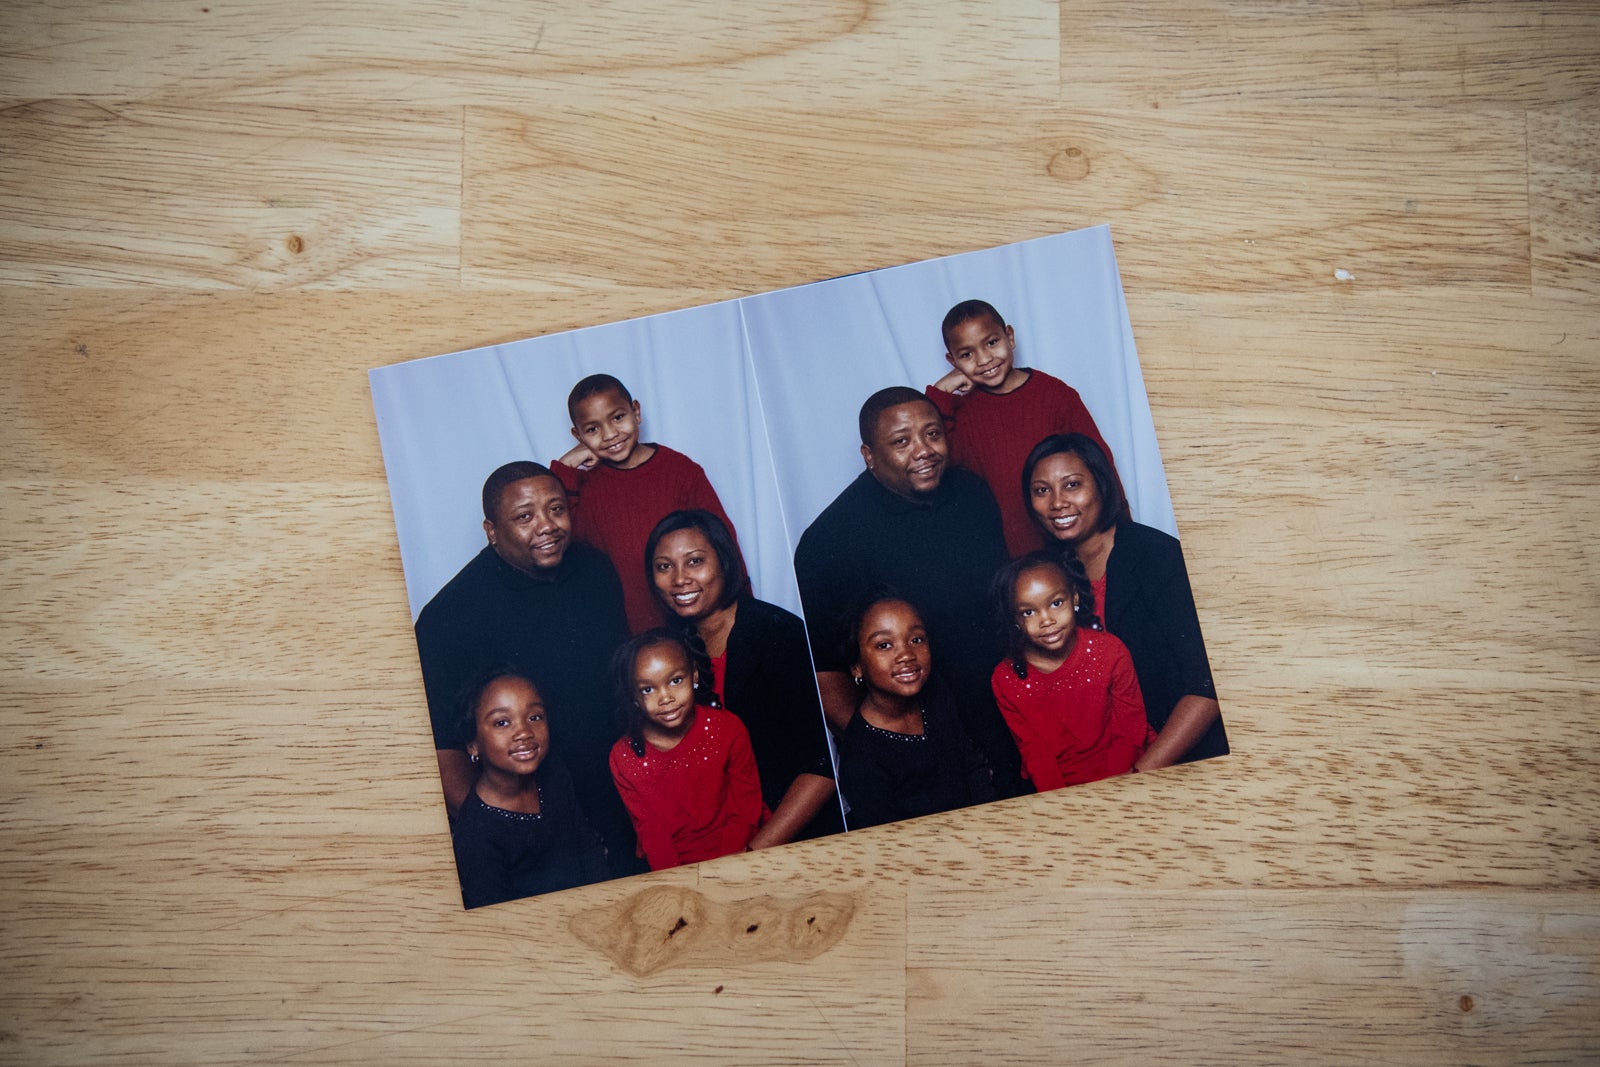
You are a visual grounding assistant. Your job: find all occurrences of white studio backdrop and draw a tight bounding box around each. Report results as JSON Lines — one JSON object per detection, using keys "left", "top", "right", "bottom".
{"left": 371, "top": 225, "right": 1175, "bottom": 631}
{"left": 742, "top": 224, "right": 1176, "bottom": 548}
{"left": 371, "top": 298, "right": 799, "bottom": 622}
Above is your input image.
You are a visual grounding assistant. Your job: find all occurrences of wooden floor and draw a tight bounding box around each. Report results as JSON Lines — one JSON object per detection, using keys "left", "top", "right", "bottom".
{"left": 3, "top": 3, "right": 1597, "bottom": 1063}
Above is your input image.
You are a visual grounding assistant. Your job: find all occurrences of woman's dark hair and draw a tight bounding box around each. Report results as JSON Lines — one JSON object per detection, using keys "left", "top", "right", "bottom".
{"left": 1020, "top": 433, "right": 1125, "bottom": 539}
{"left": 990, "top": 551, "right": 1100, "bottom": 679}
{"left": 453, "top": 664, "right": 548, "bottom": 750}
{"left": 643, "top": 509, "right": 746, "bottom": 705}
{"left": 611, "top": 629, "right": 719, "bottom": 758}
{"left": 644, "top": 509, "right": 747, "bottom": 616}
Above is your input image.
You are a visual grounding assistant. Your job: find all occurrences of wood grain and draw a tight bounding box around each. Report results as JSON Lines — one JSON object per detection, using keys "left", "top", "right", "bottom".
{"left": 0, "top": 1, "right": 1058, "bottom": 109}
{"left": 1531, "top": 104, "right": 1600, "bottom": 294}
{"left": 462, "top": 103, "right": 1530, "bottom": 296}
{"left": 2, "top": 1, "right": 1598, "bottom": 1064}
{"left": 0, "top": 102, "right": 460, "bottom": 289}
{"left": 1060, "top": 1, "right": 1600, "bottom": 109}
{"left": 906, "top": 889, "right": 1599, "bottom": 1065}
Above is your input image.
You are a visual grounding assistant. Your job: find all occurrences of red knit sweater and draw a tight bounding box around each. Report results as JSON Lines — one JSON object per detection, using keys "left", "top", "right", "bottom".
{"left": 552, "top": 444, "right": 740, "bottom": 633}
{"left": 926, "top": 369, "right": 1123, "bottom": 558}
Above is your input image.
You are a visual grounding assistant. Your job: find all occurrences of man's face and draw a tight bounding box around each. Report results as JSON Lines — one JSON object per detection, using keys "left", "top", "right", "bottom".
{"left": 483, "top": 475, "right": 572, "bottom": 574}
{"left": 861, "top": 400, "right": 949, "bottom": 501}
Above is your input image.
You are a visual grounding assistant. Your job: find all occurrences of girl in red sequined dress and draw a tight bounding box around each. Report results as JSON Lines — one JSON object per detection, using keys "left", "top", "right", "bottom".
{"left": 608, "top": 631, "right": 768, "bottom": 870}
{"left": 989, "top": 553, "right": 1154, "bottom": 790}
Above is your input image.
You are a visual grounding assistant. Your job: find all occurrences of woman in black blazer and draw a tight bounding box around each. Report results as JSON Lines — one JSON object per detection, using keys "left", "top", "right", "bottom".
{"left": 1020, "top": 434, "right": 1229, "bottom": 767}
{"left": 644, "top": 509, "right": 844, "bottom": 843}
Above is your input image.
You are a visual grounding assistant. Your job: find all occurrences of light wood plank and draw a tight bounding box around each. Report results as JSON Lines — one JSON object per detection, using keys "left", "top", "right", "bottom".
{"left": 0, "top": 1, "right": 1057, "bottom": 109}
{"left": 2, "top": 1, "right": 1599, "bottom": 1064}
{"left": 906, "top": 889, "right": 1600, "bottom": 1065}
{"left": 1061, "top": 1, "right": 1600, "bottom": 109}
{"left": 0, "top": 862, "right": 904, "bottom": 1063}
{"left": 0, "top": 102, "right": 460, "bottom": 289}
{"left": 1531, "top": 104, "right": 1600, "bottom": 296}
{"left": 463, "top": 104, "right": 1529, "bottom": 296}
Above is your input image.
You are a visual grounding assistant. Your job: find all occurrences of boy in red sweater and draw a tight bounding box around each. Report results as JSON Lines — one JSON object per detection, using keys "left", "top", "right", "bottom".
{"left": 925, "top": 299, "right": 1126, "bottom": 557}
{"left": 553, "top": 374, "right": 741, "bottom": 633}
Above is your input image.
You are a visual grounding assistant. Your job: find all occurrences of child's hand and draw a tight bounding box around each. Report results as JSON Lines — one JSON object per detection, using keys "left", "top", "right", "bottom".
{"left": 933, "top": 367, "right": 973, "bottom": 396}
{"left": 559, "top": 443, "right": 598, "bottom": 470}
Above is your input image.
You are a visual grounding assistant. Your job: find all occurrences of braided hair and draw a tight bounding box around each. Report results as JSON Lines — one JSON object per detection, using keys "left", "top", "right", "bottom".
{"left": 611, "top": 629, "right": 721, "bottom": 758}
{"left": 990, "top": 551, "right": 1100, "bottom": 679}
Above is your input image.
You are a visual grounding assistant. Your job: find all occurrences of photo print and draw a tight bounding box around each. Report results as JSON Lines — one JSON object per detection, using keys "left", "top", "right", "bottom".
{"left": 370, "top": 224, "right": 1227, "bottom": 909}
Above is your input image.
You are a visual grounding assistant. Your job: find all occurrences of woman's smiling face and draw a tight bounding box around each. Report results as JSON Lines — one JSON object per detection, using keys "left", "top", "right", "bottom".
{"left": 1028, "top": 450, "right": 1103, "bottom": 545}
{"left": 651, "top": 528, "right": 727, "bottom": 622}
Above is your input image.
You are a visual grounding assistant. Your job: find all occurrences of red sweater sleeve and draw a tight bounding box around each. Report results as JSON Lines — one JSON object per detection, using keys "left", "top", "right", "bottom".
{"left": 924, "top": 384, "right": 960, "bottom": 421}
{"left": 722, "top": 716, "right": 767, "bottom": 847}
{"left": 992, "top": 666, "right": 1068, "bottom": 792}
{"left": 609, "top": 741, "right": 683, "bottom": 871}
{"left": 1105, "top": 638, "right": 1155, "bottom": 764}
{"left": 549, "top": 458, "right": 584, "bottom": 499}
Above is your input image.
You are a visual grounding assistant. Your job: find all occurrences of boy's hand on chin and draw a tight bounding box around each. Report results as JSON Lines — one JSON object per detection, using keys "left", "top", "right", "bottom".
{"left": 559, "top": 443, "right": 599, "bottom": 470}
{"left": 932, "top": 367, "right": 973, "bottom": 396}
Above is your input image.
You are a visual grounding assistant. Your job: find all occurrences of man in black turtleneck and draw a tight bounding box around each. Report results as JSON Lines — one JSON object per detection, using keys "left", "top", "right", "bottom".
{"left": 414, "top": 461, "right": 638, "bottom": 876}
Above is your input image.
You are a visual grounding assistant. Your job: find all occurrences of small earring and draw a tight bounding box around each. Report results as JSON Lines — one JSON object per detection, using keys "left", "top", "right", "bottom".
{"left": 469, "top": 753, "right": 480, "bottom": 765}
{"left": 852, "top": 674, "right": 864, "bottom": 687}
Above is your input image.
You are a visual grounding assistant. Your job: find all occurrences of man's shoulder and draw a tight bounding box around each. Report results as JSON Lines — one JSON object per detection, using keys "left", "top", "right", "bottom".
{"left": 939, "top": 466, "right": 1000, "bottom": 509}
{"left": 798, "top": 472, "right": 876, "bottom": 546}
{"left": 417, "top": 546, "right": 498, "bottom": 624}
{"left": 562, "top": 540, "right": 616, "bottom": 576}
{"left": 942, "top": 465, "right": 990, "bottom": 494}
{"left": 418, "top": 543, "right": 616, "bottom": 623}
{"left": 548, "top": 543, "right": 624, "bottom": 603}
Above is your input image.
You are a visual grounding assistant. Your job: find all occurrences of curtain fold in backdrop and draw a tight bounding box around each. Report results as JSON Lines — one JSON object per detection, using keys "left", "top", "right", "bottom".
{"left": 370, "top": 225, "right": 1176, "bottom": 634}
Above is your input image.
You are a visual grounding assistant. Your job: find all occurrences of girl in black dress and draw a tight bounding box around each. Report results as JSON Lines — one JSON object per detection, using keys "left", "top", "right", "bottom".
{"left": 835, "top": 594, "right": 995, "bottom": 829}
{"left": 451, "top": 667, "right": 607, "bottom": 908}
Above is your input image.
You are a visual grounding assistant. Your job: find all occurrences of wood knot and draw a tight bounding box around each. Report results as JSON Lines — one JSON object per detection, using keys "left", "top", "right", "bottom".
{"left": 571, "top": 885, "right": 857, "bottom": 976}
{"left": 285, "top": 234, "right": 305, "bottom": 254}
{"left": 1047, "top": 146, "right": 1090, "bottom": 181}
{"left": 1459, "top": 994, "right": 1474, "bottom": 1013}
